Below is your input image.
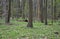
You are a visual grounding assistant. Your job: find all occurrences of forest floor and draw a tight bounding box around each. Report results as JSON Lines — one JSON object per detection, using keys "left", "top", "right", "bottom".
{"left": 0, "top": 19, "right": 60, "bottom": 39}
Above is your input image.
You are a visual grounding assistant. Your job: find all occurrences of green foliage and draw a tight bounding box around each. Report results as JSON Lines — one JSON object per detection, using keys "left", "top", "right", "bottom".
{"left": 0, "top": 20, "right": 60, "bottom": 39}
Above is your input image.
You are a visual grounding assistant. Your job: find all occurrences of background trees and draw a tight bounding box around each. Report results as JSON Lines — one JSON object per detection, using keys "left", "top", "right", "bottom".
{"left": 0, "top": 0, "right": 60, "bottom": 25}
{"left": 0, "top": 0, "right": 2, "bottom": 19}
{"left": 0, "top": 0, "right": 60, "bottom": 39}
{"left": 39, "top": 0, "right": 44, "bottom": 23}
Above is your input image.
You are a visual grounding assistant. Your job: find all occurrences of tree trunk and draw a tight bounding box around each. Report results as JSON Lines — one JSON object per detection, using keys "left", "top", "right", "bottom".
{"left": 22, "top": 0, "right": 26, "bottom": 19}
{"left": 51, "top": 0, "right": 54, "bottom": 24}
{"left": 54, "top": 0, "right": 57, "bottom": 21}
{"left": 27, "top": 0, "right": 33, "bottom": 28}
{"left": 5, "top": 0, "right": 11, "bottom": 24}
{"left": 40, "top": 0, "right": 44, "bottom": 23}
{"left": 44, "top": 0, "right": 48, "bottom": 25}
{"left": 37, "top": 0, "right": 40, "bottom": 21}
{"left": 0, "top": 0, "right": 2, "bottom": 19}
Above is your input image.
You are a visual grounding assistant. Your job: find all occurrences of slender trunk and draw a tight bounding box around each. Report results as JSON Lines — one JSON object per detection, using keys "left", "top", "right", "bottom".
{"left": 37, "top": 0, "right": 40, "bottom": 21}
{"left": 40, "top": 0, "right": 44, "bottom": 23}
{"left": 51, "top": 0, "right": 54, "bottom": 24}
{"left": 2, "top": 0, "right": 8, "bottom": 23}
{"left": 44, "top": 0, "right": 48, "bottom": 25}
{"left": 22, "top": 0, "right": 26, "bottom": 19}
{"left": 54, "top": 0, "right": 57, "bottom": 21}
{"left": 5, "top": 0, "right": 11, "bottom": 24}
{"left": 0, "top": 0, "right": 2, "bottom": 19}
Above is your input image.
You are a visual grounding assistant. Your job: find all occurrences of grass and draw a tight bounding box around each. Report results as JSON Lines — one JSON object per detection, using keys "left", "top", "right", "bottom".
{"left": 0, "top": 19, "right": 60, "bottom": 39}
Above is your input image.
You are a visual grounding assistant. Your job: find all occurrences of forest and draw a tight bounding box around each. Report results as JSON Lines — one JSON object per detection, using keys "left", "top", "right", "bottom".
{"left": 0, "top": 0, "right": 60, "bottom": 39}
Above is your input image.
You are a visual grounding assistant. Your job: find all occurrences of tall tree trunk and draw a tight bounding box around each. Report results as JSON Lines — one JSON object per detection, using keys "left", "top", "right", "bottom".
{"left": 16, "top": 0, "right": 21, "bottom": 20}
{"left": 51, "top": 0, "right": 54, "bottom": 24}
{"left": 27, "top": 0, "right": 33, "bottom": 28}
{"left": 54, "top": 0, "right": 57, "bottom": 21}
{"left": 44, "top": 0, "right": 48, "bottom": 25}
{"left": 37, "top": 0, "right": 40, "bottom": 21}
{"left": 2, "top": 0, "right": 8, "bottom": 23}
{"left": 22, "top": 0, "right": 26, "bottom": 19}
{"left": 5, "top": 0, "right": 11, "bottom": 24}
{"left": 0, "top": 0, "right": 2, "bottom": 19}
{"left": 40, "top": 0, "right": 44, "bottom": 23}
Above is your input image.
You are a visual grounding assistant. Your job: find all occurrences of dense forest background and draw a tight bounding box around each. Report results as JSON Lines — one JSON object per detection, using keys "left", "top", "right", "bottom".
{"left": 0, "top": 0, "right": 60, "bottom": 39}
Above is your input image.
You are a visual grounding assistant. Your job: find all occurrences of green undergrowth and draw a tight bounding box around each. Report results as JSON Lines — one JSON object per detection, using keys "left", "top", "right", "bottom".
{"left": 0, "top": 19, "right": 60, "bottom": 39}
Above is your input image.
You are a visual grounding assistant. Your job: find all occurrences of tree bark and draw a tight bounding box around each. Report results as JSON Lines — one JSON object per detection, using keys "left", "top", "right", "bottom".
{"left": 44, "top": 0, "right": 48, "bottom": 25}
{"left": 40, "top": 0, "right": 44, "bottom": 23}
{"left": 27, "top": 0, "right": 33, "bottom": 28}
{"left": 54, "top": 0, "right": 57, "bottom": 21}
{"left": 5, "top": 0, "right": 11, "bottom": 24}
{"left": 22, "top": 0, "right": 26, "bottom": 19}
{"left": 51, "top": 0, "right": 54, "bottom": 24}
